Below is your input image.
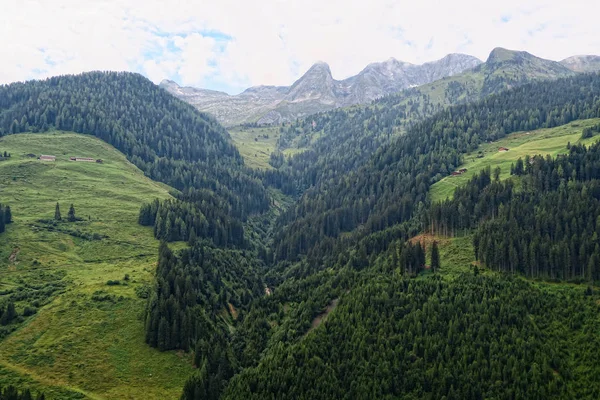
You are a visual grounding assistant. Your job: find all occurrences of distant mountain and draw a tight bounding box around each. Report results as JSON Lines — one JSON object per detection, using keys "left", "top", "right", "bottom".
{"left": 160, "top": 54, "right": 482, "bottom": 126}
{"left": 389, "top": 48, "right": 580, "bottom": 111}
{"left": 560, "top": 55, "right": 600, "bottom": 73}
{"left": 268, "top": 48, "right": 588, "bottom": 195}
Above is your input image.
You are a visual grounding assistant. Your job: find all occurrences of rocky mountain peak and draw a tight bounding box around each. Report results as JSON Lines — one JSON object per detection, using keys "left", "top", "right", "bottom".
{"left": 303, "top": 61, "right": 333, "bottom": 78}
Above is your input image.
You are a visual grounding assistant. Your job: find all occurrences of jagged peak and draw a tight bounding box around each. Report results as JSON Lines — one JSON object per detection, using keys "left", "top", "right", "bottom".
{"left": 306, "top": 61, "right": 332, "bottom": 73}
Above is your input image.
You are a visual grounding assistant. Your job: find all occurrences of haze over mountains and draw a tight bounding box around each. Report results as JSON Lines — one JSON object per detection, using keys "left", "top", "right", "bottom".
{"left": 160, "top": 53, "right": 482, "bottom": 126}
{"left": 161, "top": 48, "right": 600, "bottom": 126}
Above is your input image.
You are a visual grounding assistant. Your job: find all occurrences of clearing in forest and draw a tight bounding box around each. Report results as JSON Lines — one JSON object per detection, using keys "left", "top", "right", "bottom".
{"left": 429, "top": 118, "right": 600, "bottom": 202}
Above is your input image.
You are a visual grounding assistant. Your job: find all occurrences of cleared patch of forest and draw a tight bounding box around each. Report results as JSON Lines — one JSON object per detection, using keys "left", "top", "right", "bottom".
{"left": 429, "top": 118, "right": 600, "bottom": 202}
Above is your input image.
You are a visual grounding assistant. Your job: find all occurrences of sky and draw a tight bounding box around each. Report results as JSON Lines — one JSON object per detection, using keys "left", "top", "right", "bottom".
{"left": 2, "top": 0, "right": 599, "bottom": 95}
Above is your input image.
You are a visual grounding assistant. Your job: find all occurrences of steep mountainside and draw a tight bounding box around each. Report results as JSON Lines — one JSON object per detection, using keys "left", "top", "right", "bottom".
{"left": 3, "top": 56, "right": 600, "bottom": 400}
{"left": 0, "top": 72, "right": 270, "bottom": 219}
{"left": 0, "top": 72, "right": 273, "bottom": 398}
{"left": 561, "top": 55, "right": 600, "bottom": 73}
{"left": 0, "top": 132, "right": 192, "bottom": 399}
{"left": 160, "top": 54, "right": 482, "bottom": 125}
{"left": 262, "top": 48, "right": 585, "bottom": 201}
{"left": 208, "top": 74, "right": 600, "bottom": 400}
{"left": 390, "top": 47, "right": 578, "bottom": 110}
{"left": 272, "top": 73, "right": 600, "bottom": 262}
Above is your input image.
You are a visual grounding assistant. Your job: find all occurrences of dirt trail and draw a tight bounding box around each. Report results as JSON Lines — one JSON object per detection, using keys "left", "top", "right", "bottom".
{"left": 0, "top": 358, "right": 104, "bottom": 400}
{"left": 307, "top": 298, "right": 339, "bottom": 334}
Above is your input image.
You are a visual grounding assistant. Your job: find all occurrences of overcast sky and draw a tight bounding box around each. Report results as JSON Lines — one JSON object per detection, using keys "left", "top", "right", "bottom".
{"left": 2, "top": 0, "right": 599, "bottom": 94}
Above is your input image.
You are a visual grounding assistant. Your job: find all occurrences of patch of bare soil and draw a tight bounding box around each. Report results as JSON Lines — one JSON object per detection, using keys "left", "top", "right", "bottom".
{"left": 228, "top": 302, "right": 238, "bottom": 319}
{"left": 308, "top": 298, "right": 339, "bottom": 333}
{"left": 409, "top": 234, "right": 450, "bottom": 248}
{"left": 8, "top": 247, "right": 20, "bottom": 264}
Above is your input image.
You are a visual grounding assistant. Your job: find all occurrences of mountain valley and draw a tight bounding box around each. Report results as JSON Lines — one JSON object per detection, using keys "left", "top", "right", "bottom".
{"left": 1, "top": 46, "right": 600, "bottom": 400}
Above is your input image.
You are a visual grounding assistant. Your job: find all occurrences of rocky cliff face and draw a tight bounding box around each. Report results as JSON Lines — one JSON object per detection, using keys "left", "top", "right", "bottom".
{"left": 160, "top": 54, "right": 482, "bottom": 126}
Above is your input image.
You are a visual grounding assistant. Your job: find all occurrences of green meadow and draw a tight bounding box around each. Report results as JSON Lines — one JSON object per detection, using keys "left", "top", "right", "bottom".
{"left": 429, "top": 118, "right": 600, "bottom": 202}
{"left": 228, "top": 126, "right": 280, "bottom": 169}
{"left": 0, "top": 132, "right": 194, "bottom": 399}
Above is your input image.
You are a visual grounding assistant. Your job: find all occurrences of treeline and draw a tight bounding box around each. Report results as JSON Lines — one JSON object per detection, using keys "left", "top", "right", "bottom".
{"left": 144, "top": 242, "right": 263, "bottom": 353}
{"left": 139, "top": 198, "right": 244, "bottom": 247}
{"left": 273, "top": 73, "right": 600, "bottom": 262}
{"left": 0, "top": 386, "right": 45, "bottom": 400}
{"left": 0, "top": 72, "right": 269, "bottom": 219}
{"left": 222, "top": 274, "right": 600, "bottom": 400}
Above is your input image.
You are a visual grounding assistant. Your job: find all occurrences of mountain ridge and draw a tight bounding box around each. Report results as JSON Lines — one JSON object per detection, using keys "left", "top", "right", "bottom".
{"left": 160, "top": 53, "right": 483, "bottom": 126}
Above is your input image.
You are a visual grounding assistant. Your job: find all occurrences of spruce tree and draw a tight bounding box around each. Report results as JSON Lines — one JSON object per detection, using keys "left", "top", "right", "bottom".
{"left": 188, "top": 228, "right": 197, "bottom": 246}
{"left": 54, "top": 203, "right": 61, "bottom": 221}
{"left": 0, "top": 302, "right": 16, "bottom": 325}
{"left": 68, "top": 204, "right": 76, "bottom": 222}
{"left": 431, "top": 241, "right": 440, "bottom": 272}
{"left": 4, "top": 205, "right": 11, "bottom": 223}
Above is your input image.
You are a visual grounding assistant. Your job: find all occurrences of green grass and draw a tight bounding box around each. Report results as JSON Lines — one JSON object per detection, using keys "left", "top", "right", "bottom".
{"left": 228, "top": 126, "right": 280, "bottom": 169}
{"left": 429, "top": 118, "right": 600, "bottom": 202}
{"left": 0, "top": 132, "right": 193, "bottom": 399}
{"left": 228, "top": 125, "right": 312, "bottom": 169}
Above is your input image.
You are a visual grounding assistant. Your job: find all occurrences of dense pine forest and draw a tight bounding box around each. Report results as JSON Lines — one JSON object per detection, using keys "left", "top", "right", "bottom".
{"left": 178, "top": 72, "right": 600, "bottom": 399}
{"left": 430, "top": 142, "right": 600, "bottom": 281}
{"left": 224, "top": 274, "right": 600, "bottom": 399}
{"left": 273, "top": 73, "right": 600, "bottom": 263}
{"left": 2, "top": 67, "right": 600, "bottom": 399}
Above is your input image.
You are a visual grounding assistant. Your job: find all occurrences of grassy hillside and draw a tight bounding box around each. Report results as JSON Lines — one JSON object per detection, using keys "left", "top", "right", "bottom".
{"left": 429, "top": 118, "right": 600, "bottom": 202}
{"left": 228, "top": 126, "right": 280, "bottom": 169}
{"left": 0, "top": 132, "right": 194, "bottom": 399}
{"left": 228, "top": 125, "right": 309, "bottom": 169}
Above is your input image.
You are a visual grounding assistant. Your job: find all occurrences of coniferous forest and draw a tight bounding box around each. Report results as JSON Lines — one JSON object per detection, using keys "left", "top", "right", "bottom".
{"left": 2, "top": 67, "right": 600, "bottom": 400}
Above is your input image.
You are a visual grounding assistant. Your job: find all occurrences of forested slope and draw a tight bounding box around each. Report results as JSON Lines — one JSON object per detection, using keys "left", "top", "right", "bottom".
{"left": 3, "top": 69, "right": 600, "bottom": 400}
{"left": 273, "top": 73, "right": 600, "bottom": 263}
{"left": 224, "top": 274, "right": 600, "bottom": 400}
{"left": 0, "top": 72, "right": 269, "bottom": 218}
{"left": 0, "top": 73, "right": 273, "bottom": 398}
{"left": 264, "top": 48, "right": 578, "bottom": 197}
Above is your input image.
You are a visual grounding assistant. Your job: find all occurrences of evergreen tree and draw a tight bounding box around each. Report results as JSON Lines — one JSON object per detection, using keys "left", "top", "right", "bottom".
{"left": 4, "top": 205, "right": 11, "bottom": 223}
{"left": 54, "top": 203, "right": 61, "bottom": 221}
{"left": 68, "top": 204, "right": 76, "bottom": 222}
{"left": 0, "top": 302, "right": 16, "bottom": 325}
{"left": 188, "top": 228, "right": 197, "bottom": 246}
{"left": 431, "top": 241, "right": 440, "bottom": 272}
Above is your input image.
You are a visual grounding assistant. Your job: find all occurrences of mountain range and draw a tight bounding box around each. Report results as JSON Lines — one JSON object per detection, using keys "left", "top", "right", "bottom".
{"left": 160, "top": 53, "right": 482, "bottom": 126}
{"left": 3, "top": 46, "right": 600, "bottom": 400}
{"left": 161, "top": 48, "right": 600, "bottom": 126}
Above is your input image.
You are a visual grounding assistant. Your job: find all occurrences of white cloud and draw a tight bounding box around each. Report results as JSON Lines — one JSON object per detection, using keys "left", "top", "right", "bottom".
{"left": 1, "top": 0, "right": 599, "bottom": 93}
